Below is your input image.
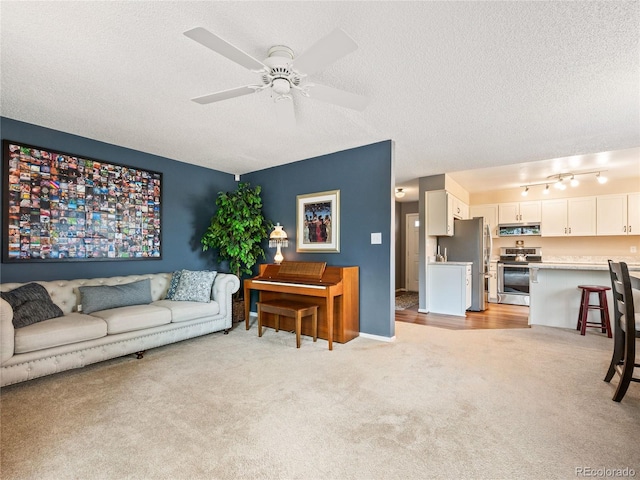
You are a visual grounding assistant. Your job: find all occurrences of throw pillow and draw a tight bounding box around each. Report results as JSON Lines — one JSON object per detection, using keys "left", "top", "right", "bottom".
{"left": 0, "top": 283, "right": 64, "bottom": 329}
{"left": 165, "top": 270, "right": 184, "bottom": 300}
{"left": 79, "top": 279, "right": 152, "bottom": 314}
{"left": 172, "top": 270, "right": 217, "bottom": 303}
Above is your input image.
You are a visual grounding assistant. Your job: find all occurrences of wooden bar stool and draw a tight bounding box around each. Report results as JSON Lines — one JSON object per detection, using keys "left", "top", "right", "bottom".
{"left": 257, "top": 300, "right": 319, "bottom": 348}
{"left": 576, "top": 285, "right": 612, "bottom": 337}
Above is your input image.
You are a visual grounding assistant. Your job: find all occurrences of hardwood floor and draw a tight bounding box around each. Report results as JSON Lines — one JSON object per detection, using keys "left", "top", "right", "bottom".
{"left": 395, "top": 301, "right": 530, "bottom": 330}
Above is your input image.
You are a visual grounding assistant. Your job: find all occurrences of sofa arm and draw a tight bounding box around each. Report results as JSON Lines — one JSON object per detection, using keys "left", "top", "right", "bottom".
{"left": 212, "top": 273, "right": 240, "bottom": 315}
{"left": 0, "top": 298, "right": 15, "bottom": 364}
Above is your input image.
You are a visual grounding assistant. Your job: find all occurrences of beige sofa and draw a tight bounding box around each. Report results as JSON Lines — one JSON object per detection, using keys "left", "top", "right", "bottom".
{"left": 0, "top": 272, "right": 239, "bottom": 387}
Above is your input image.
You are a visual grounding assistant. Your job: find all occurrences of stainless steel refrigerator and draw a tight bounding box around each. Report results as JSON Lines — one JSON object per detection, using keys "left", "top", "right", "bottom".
{"left": 437, "top": 217, "right": 490, "bottom": 312}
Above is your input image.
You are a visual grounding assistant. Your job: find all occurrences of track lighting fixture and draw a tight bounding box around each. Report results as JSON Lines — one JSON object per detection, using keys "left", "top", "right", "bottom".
{"left": 520, "top": 170, "right": 608, "bottom": 195}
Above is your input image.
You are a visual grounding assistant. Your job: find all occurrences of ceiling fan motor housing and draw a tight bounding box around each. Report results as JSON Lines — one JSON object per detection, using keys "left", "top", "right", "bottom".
{"left": 262, "top": 46, "right": 301, "bottom": 90}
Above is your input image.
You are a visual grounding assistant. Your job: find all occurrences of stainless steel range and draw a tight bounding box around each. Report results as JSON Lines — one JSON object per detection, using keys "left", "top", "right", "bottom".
{"left": 497, "top": 246, "right": 542, "bottom": 306}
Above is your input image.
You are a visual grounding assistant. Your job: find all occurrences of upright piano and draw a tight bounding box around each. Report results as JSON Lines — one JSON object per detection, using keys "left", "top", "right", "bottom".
{"left": 244, "top": 261, "right": 359, "bottom": 348}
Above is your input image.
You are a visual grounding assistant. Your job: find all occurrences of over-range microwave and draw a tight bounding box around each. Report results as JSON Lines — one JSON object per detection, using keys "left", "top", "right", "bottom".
{"left": 498, "top": 223, "right": 541, "bottom": 237}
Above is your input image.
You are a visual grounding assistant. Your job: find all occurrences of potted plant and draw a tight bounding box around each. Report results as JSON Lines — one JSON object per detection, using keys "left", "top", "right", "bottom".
{"left": 201, "top": 182, "right": 272, "bottom": 321}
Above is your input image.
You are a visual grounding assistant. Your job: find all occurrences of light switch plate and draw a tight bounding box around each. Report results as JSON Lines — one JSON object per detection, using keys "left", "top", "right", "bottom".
{"left": 371, "top": 232, "right": 382, "bottom": 244}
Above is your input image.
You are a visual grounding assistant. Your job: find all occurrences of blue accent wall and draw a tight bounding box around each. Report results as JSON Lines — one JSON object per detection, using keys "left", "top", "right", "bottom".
{"left": 0, "top": 117, "right": 237, "bottom": 283}
{"left": 245, "top": 141, "right": 394, "bottom": 338}
{"left": 0, "top": 118, "right": 394, "bottom": 338}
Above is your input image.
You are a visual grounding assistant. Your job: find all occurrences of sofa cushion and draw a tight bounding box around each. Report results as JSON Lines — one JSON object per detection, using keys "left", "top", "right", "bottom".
{"left": 172, "top": 270, "right": 217, "bottom": 303}
{"left": 89, "top": 304, "right": 171, "bottom": 334}
{"left": 153, "top": 299, "right": 220, "bottom": 323}
{"left": 79, "top": 279, "right": 152, "bottom": 314}
{"left": 164, "top": 270, "right": 184, "bottom": 300}
{"left": 14, "top": 313, "right": 107, "bottom": 354}
{"left": 0, "top": 283, "right": 64, "bottom": 329}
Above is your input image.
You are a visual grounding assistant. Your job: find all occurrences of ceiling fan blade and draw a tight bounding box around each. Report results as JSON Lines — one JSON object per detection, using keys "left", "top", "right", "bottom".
{"left": 273, "top": 97, "right": 296, "bottom": 128}
{"left": 191, "top": 85, "right": 259, "bottom": 104}
{"left": 292, "top": 28, "right": 358, "bottom": 75}
{"left": 184, "top": 27, "right": 267, "bottom": 71}
{"left": 306, "top": 83, "right": 369, "bottom": 111}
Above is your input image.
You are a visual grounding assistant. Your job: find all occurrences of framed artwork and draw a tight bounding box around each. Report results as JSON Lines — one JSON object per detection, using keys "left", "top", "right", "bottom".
{"left": 3, "top": 140, "right": 162, "bottom": 262}
{"left": 296, "top": 189, "right": 339, "bottom": 252}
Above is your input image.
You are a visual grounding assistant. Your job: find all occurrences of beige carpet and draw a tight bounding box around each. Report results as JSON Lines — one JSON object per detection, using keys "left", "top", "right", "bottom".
{"left": 1, "top": 321, "right": 639, "bottom": 480}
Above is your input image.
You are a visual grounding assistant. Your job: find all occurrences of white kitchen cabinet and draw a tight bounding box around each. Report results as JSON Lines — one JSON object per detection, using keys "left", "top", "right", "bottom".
{"left": 427, "top": 262, "right": 472, "bottom": 316}
{"left": 427, "top": 190, "right": 453, "bottom": 236}
{"left": 541, "top": 197, "right": 596, "bottom": 236}
{"left": 597, "top": 193, "right": 640, "bottom": 236}
{"left": 470, "top": 204, "right": 499, "bottom": 238}
{"left": 629, "top": 193, "right": 640, "bottom": 235}
{"left": 498, "top": 201, "right": 541, "bottom": 224}
{"left": 488, "top": 261, "right": 498, "bottom": 303}
{"left": 451, "top": 196, "right": 469, "bottom": 220}
{"left": 427, "top": 190, "right": 453, "bottom": 237}
{"left": 427, "top": 190, "right": 469, "bottom": 236}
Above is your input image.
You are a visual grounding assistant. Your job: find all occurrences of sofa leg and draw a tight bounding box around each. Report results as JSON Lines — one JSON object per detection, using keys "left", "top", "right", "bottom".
{"left": 135, "top": 351, "right": 145, "bottom": 359}
{"left": 224, "top": 329, "right": 230, "bottom": 335}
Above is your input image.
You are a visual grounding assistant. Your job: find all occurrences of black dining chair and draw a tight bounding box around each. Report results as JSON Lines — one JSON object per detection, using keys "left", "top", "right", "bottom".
{"left": 605, "top": 260, "right": 639, "bottom": 402}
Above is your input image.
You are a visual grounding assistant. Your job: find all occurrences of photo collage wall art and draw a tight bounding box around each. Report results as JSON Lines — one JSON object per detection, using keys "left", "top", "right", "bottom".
{"left": 3, "top": 141, "right": 162, "bottom": 262}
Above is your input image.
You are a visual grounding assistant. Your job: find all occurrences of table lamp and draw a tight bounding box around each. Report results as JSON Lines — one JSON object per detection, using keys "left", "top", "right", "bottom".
{"left": 269, "top": 223, "right": 288, "bottom": 264}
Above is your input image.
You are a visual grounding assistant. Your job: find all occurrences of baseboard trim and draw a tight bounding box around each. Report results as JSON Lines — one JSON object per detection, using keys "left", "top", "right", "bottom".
{"left": 359, "top": 332, "right": 396, "bottom": 342}
{"left": 418, "top": 308, "right": 429, "bottom": 314}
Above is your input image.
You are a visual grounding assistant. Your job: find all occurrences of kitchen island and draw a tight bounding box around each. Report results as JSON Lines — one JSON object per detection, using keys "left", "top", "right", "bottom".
{"left": 528, "top": 262, "right": 640, "bottom": 329}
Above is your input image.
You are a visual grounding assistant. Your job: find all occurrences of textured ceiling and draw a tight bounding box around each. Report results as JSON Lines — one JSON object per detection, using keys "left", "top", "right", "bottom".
{"left": 1, "top": 1, "right": 639, "bottom": 199}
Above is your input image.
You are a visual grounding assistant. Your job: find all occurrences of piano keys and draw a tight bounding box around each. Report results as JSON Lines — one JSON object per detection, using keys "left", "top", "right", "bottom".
{"left": 244, "top": 261, "right": 359, "bottom": 349}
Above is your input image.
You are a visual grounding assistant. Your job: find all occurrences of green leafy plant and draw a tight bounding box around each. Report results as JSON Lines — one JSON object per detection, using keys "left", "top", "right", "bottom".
{"left": 201, "top": 182, "right": 272, "bottom": 284}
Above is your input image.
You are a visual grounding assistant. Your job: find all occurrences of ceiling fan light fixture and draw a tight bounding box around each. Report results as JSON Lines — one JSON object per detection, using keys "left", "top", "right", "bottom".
{"left": 272, "top": 78, "right": 291, "bottom": 95}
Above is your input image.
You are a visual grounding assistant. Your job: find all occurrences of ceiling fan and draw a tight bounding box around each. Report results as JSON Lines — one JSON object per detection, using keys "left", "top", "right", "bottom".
{"left": 183, "top": 27, "right": 369, "bottom": 125}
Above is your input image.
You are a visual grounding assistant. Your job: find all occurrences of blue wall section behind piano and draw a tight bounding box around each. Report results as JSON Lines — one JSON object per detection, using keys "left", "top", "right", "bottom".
{"left": 0, "top": 116, "right": 237, "bottom": 283}
{"left": 245, "top": 140, "right": 394, "bottom": 339}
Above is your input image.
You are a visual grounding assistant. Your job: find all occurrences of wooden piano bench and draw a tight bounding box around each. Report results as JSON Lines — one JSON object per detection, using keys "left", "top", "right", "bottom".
{"left": 257, "top": 300, "right": 320, "bottom": 349}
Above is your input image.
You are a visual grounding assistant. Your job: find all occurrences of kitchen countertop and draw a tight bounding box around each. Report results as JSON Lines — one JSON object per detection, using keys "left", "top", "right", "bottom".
{"left": 529, "top": 262, "right": 640, "bottom": 271}
{"left": 427, "top": 261, "right": 473, "bottom": 266}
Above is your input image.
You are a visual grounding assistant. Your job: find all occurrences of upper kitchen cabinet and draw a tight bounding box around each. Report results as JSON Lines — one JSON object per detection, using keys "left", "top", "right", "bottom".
{"left": 452, "top": 195, "right": 469, "bottom": 220}
{"left": 596, "top": 193, "right": 640, "bottom": 236}
{"left": 541, "top": 197, "right": 596, "bottom": 236}
{"left": 498, "top": 201, "right": 541, "bottom": 224}
{"left": 470, "top": 204, "right": 499, "bottom": 238}
{"left": 427, "top": 190, "right": 469, "bottom": 236}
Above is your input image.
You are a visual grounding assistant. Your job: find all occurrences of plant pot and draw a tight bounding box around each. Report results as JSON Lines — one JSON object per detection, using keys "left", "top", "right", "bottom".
{"left": 232, "top": 298, "right": 245, "bottom": 323}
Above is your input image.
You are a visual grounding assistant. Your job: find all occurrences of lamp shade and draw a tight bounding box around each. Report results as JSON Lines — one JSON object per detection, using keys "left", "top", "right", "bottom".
{"left": 269, "top": 222, "right": 288, "bottom": 240}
